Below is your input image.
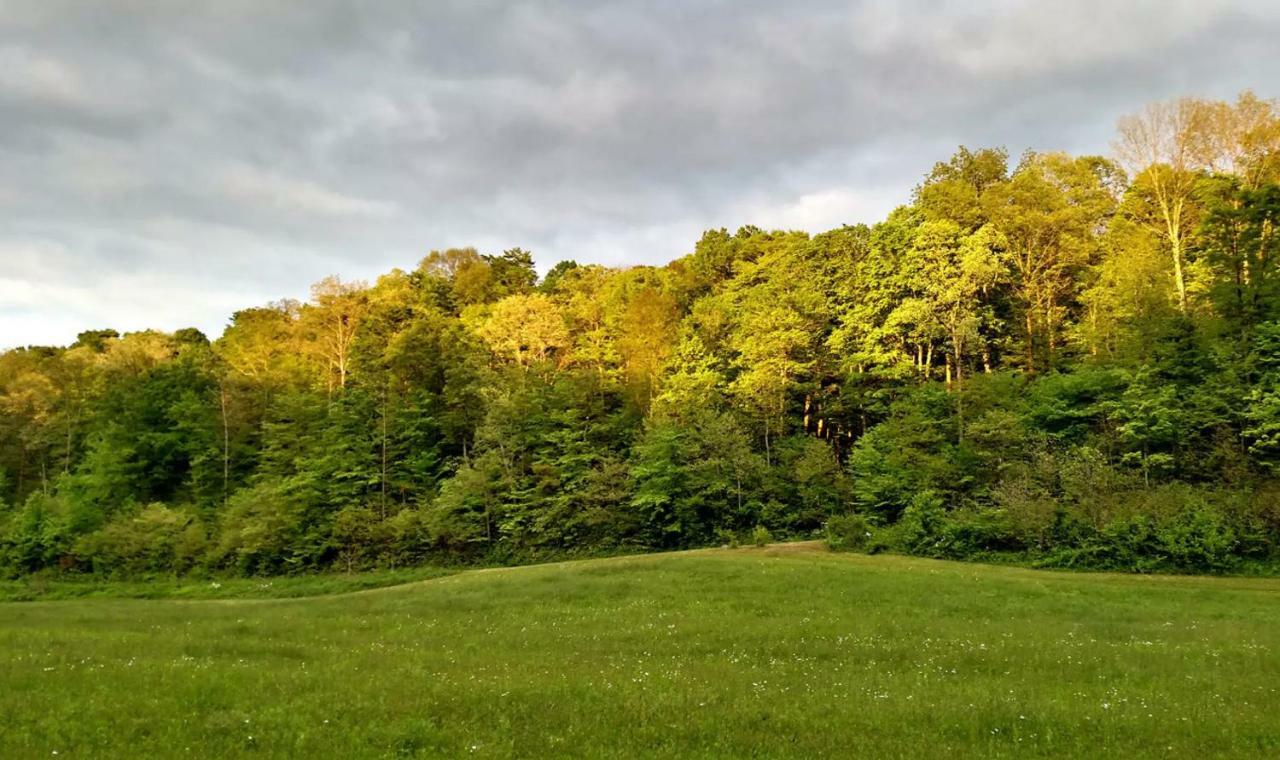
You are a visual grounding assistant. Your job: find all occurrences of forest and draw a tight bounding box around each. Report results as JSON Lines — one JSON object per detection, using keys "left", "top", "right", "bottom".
{"left": 3, "top": 91, "right": 1280, "bottom": 577}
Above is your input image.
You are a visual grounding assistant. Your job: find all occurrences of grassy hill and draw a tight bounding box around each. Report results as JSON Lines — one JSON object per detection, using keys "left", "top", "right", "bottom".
{"left": 2, "top": 544, "right": 1278, "bottom": 758}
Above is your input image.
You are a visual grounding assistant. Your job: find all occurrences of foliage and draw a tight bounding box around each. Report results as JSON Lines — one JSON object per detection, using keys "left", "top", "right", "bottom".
{"left": 824, "top": 512, "right": 871, "bottom": 552}
{"left": 3, "top": 90, "right": 1280, "bottom": 576}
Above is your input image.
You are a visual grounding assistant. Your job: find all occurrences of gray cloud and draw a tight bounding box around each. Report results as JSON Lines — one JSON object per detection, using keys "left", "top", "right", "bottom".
{"left": 2, "top": 0, "right": 1279, "bottom": 347}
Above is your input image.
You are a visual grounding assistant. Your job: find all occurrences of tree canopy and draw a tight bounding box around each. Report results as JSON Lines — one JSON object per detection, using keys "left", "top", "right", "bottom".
{"left": 5, "top": 91, "right": 1280, "bottom": 576}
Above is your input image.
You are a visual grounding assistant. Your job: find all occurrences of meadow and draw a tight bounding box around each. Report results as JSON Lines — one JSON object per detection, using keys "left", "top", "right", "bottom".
{"left": 2, "top": 543, "right": 1278, "bottom": 758}
{"left": 0, "top": 565, "right": 458, "bottom": 602}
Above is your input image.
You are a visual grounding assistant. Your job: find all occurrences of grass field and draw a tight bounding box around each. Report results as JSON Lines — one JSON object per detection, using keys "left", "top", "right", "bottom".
{"left": 0, "top": 565, "right": 457, "bottom": 602}
{"left": 2, "top": 544, "right": 1278, "bottom": 758}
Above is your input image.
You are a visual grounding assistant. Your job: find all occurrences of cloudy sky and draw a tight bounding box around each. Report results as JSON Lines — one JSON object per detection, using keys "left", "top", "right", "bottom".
{"left": 3, "top": 0, "right": 1279, "bottom": 348}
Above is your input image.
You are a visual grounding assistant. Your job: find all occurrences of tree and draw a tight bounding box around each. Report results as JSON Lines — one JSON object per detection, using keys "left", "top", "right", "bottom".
{"left": 490, "top": 248, "right": 538, "bottom": 296}
{"left": 630, "top": 409, "right": 762, "bottom": 547}
{"left": 828, "top": 207, "right": 925, "bottom": 378}
{"left": 1111, "top": 368, "right": 1181, "bottom": 487}
{"left": 1115, "top": 98, "right": 1207, "bottom": 314}
{"left": 476, "top": 294, "right": 570, "bottom": 369}
{"left": 557, "top": 265, "right": 621, "bottom": 396}
{"left": 722, "top": 233, "right": 828, "bottom": 461}
{"left": 916, "top": 146, "right": 1009, "bottom": 231}
{"left": 540, "top": 260, "right": 580, "bottom": 293}
{"left": 1185, "top": 91, "right": 1280, "bottom": 189}
{"left": 7, "top": 89, "right": 1280, "bottom": 579}
{"left": 1198, "top": 182, "right": 1280, "bottom": 343}
{"left": 1077, "top": 215, "right": 1173, "bottom": 360}
{"left": 304, "top": 277, "right": 369, "bottom": 394}
{"left": 614, "top": 284, "right": 680, "bottom": 411}
{"left": 983, "top": 153, "right": 1118, "bottom": 371}
{"left": 217, "top": 302, "right": 308, "bottom": 387}
{"left": 909, "top": 221, "right": 1005, "bottom": 390}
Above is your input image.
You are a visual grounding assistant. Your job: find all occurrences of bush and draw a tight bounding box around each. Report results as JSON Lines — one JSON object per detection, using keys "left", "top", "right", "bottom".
{"left": 938, "top": 507, "right": 1024, "bottom": 556}
{"left": 895, "top": 490, "right": 947, "bottom": 554}
{"left": 778, "top": 436, "right": 852, "bottom": 532}
{"left": 1069, "top": 515, "right": 1163, "bottom": 572}
{"left": 384, "top": 508, "right": 432, "bottom": 566}
{"left": 825, "top": 513, "right": 872, "bottom": 552}
{"left": 0, "top": 492, "right": 76, "bottom": 575}
{"left": 751, "top": 525, "right": 772, "bottom": 547}
{"left": 74, "top": 503, "right": 207, "bottom": 575}
{"left": 214, "top": 482, "right": 305, "bottom": 574}
{"left": 715, "top": 528, "right": 739, "bottom": 549}
{"left": 1158, "top": 503, "right": 1237, "bottom": 571}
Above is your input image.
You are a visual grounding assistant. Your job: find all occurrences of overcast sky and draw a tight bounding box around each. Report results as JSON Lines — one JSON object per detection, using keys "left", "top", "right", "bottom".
{"left": 3, "top": 0, "right": 1279, "bottom": 348}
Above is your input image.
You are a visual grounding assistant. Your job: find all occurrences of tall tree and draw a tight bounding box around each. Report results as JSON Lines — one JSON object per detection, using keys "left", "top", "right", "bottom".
{"left": 983, "top": 152, "right": 1118, "bottom": 371}
{"left": 1115, "top": 98, "right": 1206, "bottom": 313}
{"left": 304, "top": 277, "right": 369, "bottom": 394}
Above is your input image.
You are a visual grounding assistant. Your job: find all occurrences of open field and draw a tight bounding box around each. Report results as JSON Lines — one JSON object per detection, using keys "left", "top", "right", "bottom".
{"left": 2, "top": 544, "right": 1278, "bottom": 758}
{"left": 0, "top": 566, "right": 458, "bottom": 603}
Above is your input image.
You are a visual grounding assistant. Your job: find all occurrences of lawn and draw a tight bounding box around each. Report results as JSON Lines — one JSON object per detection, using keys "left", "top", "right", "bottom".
{"left": 1, "top": 543, "right": 1277, "bottom": 758}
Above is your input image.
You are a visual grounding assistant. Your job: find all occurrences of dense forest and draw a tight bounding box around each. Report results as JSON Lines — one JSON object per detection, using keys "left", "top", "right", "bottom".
{"left": 4, "top": 91, "right": 1280, "bottom": 577}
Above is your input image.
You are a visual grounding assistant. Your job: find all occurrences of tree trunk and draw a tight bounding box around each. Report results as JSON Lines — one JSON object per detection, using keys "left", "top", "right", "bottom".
{"left": 64, "top": 411, "right": 75, "bottom": 475}
{"left": 1171, "top": 237, "right": 1188, "bottom": 314}
{"left": 16, "top": 446, "right": 25, "bottom": 497}
{"left": 954, "top": 336, "right": 965, "bottom": 443}
{"left": 380, "top": 384, "right": 389, "bottom": 520}
{"left": 1159, "top": 192, "right": 1189, "bottom": 315}
{"left": 1025, "top": 308, "right": 1035, "bottom": 374}
{"left": 219, "top": 384, "right": 230, "bottom": 507}
{"left": 1046, "top": 293, "right": 1057, "bottom": 370}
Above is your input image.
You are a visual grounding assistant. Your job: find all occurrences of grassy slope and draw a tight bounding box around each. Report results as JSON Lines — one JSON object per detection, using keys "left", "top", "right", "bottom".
{"left": 0, "top": 566, "right": 458, "bottom": 602}
{"left": 1, "top": 544, "right": 1277, "bottom": 759}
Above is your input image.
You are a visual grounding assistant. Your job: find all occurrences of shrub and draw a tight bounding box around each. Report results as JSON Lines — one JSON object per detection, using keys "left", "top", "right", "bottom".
{"left": 751, "top": 525, "right": 772, "bottom": 547}
{"left": 1085, "top": 515, "right": 1163, "bottom": 571}
{"left": 894, "top": 490, "right": 947, "bottom": 555}
{"left": 214, "top": 482, "right": 304, "bottom": 574}
{"left": 74, "top": 503, "right": 207, "bottom": 575}
{"left": 825, "top": 513, "right": 872, "bottom": 552}
{"left": 385, "top": 508, "right": 432, "bottom": 566}
{"left": 0, "top": 492, "right": 76, "bottom": 575}
{"left": 990, "top": 466, "right": 1059, "bottom": 549}
{"left": 780, "top": 436, "right": 852, "bottom": 531}
{"left": 1158, "top": 503, "right": 1237, "bottom": 571}
{"left": 939, "top": 507, "right": 1024, "bottom": 556}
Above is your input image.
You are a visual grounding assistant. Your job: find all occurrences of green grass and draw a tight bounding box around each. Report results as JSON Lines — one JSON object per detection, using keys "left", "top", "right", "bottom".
{"left": 0, "top": 565, "right": 457, "bottom": 602}
{"left": 2, "top": 543, "right": 1278, "bottom": 758}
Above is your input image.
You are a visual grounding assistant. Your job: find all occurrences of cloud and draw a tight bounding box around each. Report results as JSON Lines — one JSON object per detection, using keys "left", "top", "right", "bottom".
{"left": 0, "top": 46, "right": 87, "bottom": 105}
{"left": 736, "top": 188, "right": 892, "bottom": 233}
{"left": 2, "top": 0, "right": 1279, "bottom": 348}
{"left": 217, "top": 164, "right": 399, "bottom": 219}
{"left": 0, "top": 266, "right": 252, "bottom": 345}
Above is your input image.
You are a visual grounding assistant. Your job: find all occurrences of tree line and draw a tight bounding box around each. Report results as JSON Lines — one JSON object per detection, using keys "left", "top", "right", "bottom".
{"left": 4, "top": 91, "right": 1280, "bottom": 576}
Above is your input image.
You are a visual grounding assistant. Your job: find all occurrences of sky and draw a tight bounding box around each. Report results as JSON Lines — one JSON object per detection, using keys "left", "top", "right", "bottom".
{"left": 3, "top": 0, "right": 1280, "bottom": 349}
